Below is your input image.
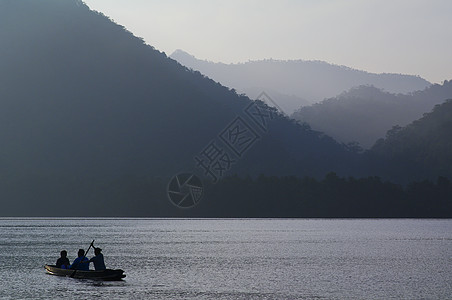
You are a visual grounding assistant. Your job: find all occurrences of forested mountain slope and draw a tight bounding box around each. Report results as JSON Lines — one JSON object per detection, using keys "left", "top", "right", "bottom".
{"left": 292, "top": 82, "right": 452, "bottom": 148}
{"left": 370, "top": 99, "right": 452, "bottom": 181}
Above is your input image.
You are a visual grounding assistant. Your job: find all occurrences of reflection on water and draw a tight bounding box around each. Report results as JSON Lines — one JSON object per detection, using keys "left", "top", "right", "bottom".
{"left": 0, "top": 218, "right": 451, "bottom": 299}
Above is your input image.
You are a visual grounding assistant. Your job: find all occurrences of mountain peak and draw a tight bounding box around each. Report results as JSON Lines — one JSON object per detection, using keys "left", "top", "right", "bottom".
{"left": 170, "top": 49, "right": 198, "bottom": 63}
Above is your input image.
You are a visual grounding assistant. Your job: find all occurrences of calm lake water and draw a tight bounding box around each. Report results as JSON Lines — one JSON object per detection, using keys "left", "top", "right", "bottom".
{"left": 0, "top": 218, "right": 451, "bottom": 299}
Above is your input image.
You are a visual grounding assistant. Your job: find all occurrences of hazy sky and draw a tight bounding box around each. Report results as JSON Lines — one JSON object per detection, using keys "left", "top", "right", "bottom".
{"left": 83, "top": 0, "right": 452, "bottom": 83}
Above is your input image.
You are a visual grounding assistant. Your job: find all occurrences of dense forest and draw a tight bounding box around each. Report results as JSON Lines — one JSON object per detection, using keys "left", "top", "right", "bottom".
{"left": 170, "top": 49, "right": 431, "bottom": 114}
{"left": 292, "top": 82, "right": 452, "bottom": 148}
{"left": 2, "top": 173, "right": 450, "bottom": 217}
{"left": 202, "top": 174, "right": 452, "bottom": 218}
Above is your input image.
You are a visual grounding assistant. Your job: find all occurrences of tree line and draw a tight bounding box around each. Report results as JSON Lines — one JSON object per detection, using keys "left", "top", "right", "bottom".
{"left": 202, "top": 173, "right": 452, "bottom": 218}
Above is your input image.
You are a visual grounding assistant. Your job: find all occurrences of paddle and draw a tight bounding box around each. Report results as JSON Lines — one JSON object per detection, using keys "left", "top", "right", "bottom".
{"left": 70, "top": 239, "right": 95, "bottom": 278}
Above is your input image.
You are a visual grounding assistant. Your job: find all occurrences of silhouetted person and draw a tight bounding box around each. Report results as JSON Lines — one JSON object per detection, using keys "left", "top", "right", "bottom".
{"left": 56, "top": 250, "right": 70, "bottom": 269}
{"left": 70, "top": 249, "right": 89, "bottom": 270}
{"left": 88, "top": 247, "right": 106, "bottom": 271}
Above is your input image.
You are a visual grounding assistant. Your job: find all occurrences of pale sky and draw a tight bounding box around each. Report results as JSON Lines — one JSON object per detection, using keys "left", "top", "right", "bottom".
{"left": 83, "top": 0, "right": 452, "bottom": 83}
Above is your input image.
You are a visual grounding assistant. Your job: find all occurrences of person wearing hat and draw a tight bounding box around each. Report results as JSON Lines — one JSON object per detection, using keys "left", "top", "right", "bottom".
{"left": 88, "top": 247, "right": 106, "bottom": 270}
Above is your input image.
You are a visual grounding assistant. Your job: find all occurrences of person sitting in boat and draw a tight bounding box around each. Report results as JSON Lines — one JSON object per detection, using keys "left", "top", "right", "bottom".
{"left": 88, "top": 247, "right": 106, "bottom": 271}
{"left": 70, "top": 249, "right": 90, "bottom": 270}
{"left": 56, "top": 250, "right": 70, "bottom": 269}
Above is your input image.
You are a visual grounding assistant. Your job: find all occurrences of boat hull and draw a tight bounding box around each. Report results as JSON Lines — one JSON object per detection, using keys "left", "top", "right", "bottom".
{"left": 45, "top": 265, "right": 126, "bottom": 281}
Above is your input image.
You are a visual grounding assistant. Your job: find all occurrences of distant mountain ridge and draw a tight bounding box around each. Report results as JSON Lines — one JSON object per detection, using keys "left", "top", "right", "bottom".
{"left": 292, "top": 82, "right": 452, "bottom": 148}
{"left": 170, "top": 49, "right": 431, "bottom": 114}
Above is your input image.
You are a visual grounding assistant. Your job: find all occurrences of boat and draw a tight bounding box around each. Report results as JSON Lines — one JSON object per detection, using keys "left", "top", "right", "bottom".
{"left": 44, "top": 265, "right": 126, "bottom": 281}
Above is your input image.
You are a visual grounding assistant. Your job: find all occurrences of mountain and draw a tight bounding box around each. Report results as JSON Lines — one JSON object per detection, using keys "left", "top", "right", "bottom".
{"left": 0, "top": 0, "right": 361, "bottom": 216}
{"left": 292, "top": 82, "right": 452, "bottom": 148}
{"left": 170, "top": 49, "right": 431, "bottom": 114}
{"left": 369, "top": 99, "right": 452, "bottom": 182}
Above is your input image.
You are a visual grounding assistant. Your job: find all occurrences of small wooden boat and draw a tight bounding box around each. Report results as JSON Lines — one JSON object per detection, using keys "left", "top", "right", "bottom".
{"left": 45, "top": 265, "right": 126, "bottom": 281}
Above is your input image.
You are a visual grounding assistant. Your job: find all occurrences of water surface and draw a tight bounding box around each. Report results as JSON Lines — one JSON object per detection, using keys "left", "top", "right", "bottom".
{"left": 0, "top": 218, "right": 451, "bottom": 299}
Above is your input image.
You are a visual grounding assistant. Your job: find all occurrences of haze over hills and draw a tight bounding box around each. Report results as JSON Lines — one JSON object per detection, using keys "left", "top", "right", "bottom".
{"left": 0, "top": 0, "right": 450, "bottom": 217}
{"left": 0, "top": 0, "right": 362, "bottom": 216}
{"left": 170, "top": 49, "right": 431, "bottom": 114}
{"left": 292, "top": 82, "right": 452, "bottom": 148}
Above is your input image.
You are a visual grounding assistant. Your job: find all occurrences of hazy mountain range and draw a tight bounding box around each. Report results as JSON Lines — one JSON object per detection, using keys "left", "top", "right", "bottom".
{"left": 170, "top": 49, "right": 431, "bottom": 114}
{"left": 292, "top": 82, "right": 452, "bottom": 148}
{"left": 0, "top": 0, "right": 361, "bottom": 216}
{"left": 0, "top": 0, "right": 450, "bottom": 216}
